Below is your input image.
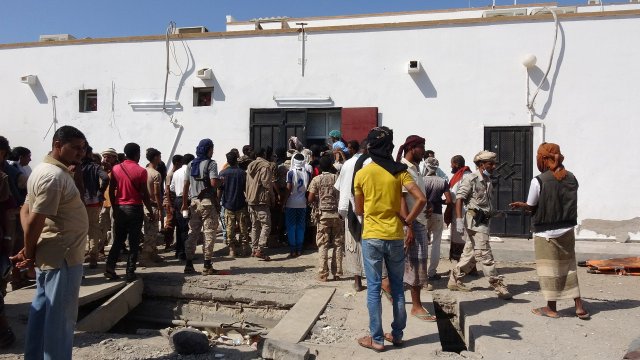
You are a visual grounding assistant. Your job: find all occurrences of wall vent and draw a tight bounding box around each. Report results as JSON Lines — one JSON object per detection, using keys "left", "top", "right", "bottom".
{"left": 39, "top": 34, "right": 76, "bottom": 42}
{"left": 483, "top": 9, "right": 528, "bottom": 18}
{"left": 173, "top": 26, "right": 209, "bottom": 34}
{"left": 531, "top": 6, "right": 578, "bottom": 15}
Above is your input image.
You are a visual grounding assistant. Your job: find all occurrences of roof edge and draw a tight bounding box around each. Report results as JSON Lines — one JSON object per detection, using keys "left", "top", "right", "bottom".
{"left": 1, "top": 8, "right": 639, "bottom": 50}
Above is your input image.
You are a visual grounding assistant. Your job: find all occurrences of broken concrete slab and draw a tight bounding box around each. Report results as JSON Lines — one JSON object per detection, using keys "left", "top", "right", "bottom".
{"left": 3, "top": 274, "right": 126, "bottom": 308}
{"left": 451, "top": 265, "right": 640, "bottom": 359}
{"left": 266, "top": 287, "right": 335, "bottom": 343}
{"left": 262, "top": 338, "right": 310, "bottom": 360}
{"left": 76, "top": 279, "right": 143, "bottom": 332}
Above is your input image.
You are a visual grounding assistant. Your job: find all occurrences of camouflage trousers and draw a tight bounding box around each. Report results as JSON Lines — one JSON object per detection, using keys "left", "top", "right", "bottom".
{"left": 141, "top": 207, "right": 161, "bottom": 259}
{"left": 224, "top": 207, "right": 249, "bottom": 250}
{"left": 86, "top": 206, "right": 102, "bottom": 257}
{"left": 452, "top": 229, "right": 498, "bottom": 281}
{"left": 249, "top": 204, "right": 271, "bottom": 251}
{"left": 186, "top": 198, "right": 218, "bottom": 261}
{"left": 316, "top": 216, "right": 345, "bottom": 278}
{"left": 98, "top": 206, "right": 113, "bottom": 250}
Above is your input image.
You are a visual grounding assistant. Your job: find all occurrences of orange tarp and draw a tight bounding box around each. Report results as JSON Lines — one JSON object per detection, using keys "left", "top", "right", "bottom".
{"left": 579, "top": 257, "right": 640, "bottom": 276}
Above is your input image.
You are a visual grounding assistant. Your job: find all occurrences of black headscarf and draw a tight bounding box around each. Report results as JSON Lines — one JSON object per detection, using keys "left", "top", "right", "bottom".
{"left": 355, "top": 127, "right": 407, "bottom": 177}
{"left": 352, "top": 126, "right": 408, "bottom": 197}
{"left": 190, "top": 138, "right": 213, "bottom": 177}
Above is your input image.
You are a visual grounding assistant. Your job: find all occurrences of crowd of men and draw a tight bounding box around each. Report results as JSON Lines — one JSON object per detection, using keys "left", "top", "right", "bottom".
{"left": 0, "top": 124, "right": 586, "bottom": 357}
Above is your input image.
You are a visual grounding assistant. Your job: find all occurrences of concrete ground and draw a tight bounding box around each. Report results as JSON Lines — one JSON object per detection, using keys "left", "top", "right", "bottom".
{"left": 1, "top": 235, "right": 638, "bottom": 360}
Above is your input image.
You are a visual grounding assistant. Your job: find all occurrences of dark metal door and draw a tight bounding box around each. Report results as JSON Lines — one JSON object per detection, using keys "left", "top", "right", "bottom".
{"left": 250, "top": 109, "right": 283, "bottom": 151}
{"left": 284, "top": 109, "right": 307, "bottom": 146}
{"left": 250, "top": 109, "right": 309, "bottom": 151}
{"left": 484, "top": 126, "right": 533, "bottom": 237}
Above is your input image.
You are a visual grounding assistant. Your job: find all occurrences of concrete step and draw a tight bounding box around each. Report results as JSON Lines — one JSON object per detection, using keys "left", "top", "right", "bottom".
{"left": 337, "top": 288, "right": 442, "bottom": 358}
{"left": 2, "top": 274, "right": 127, "bottom": 355}
{"left": 440, "top": 264, "right": 640, "bottom": 360}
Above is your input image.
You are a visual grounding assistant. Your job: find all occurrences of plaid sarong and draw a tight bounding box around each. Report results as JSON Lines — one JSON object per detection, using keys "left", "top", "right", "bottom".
{"left": 535, "top": 230, "right": 581, "bottom": 301}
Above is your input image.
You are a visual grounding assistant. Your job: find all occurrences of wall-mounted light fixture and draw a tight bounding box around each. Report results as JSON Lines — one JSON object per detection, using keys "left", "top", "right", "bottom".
{"left": 521, "top": 54, "right": 537, "bottom": 68}
{"left": 20, "top": 75, "right": 37, "bottom": 85}
{"left": 273, "top": 95, "right": 333, "bottom": 107}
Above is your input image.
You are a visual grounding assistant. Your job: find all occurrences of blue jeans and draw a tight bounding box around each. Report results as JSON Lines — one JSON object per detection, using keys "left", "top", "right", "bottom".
{"left": 25, "top": 261, "right": 83, "bottom": 360}
{"left": 362, "top": 239, "right": 407, "bottom": 345}
{"left": 285, "top": 208, "right": 306, "bottom": 252}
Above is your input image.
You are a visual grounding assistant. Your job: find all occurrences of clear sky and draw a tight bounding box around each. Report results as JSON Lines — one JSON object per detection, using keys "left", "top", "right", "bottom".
{"left": 1, "top": 0, "right": 586, "bottom": 44}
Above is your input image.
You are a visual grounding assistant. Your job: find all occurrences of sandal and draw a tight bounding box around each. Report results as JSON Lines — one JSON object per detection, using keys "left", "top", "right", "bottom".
{"left": 357, "top": 335, "right": 384, "bottom": 353}
{"left": 412, "top": 311, "right": 437, "bottom": 322}
{"left": 254, "top": 251, "right": 271, "bottom": 261}
{"left": 384, "top": 333, "right": 403, "bottom": 347}
{"left": 531, "top": 307, "right": 559, "bottom": 318}
{"left": 576, "top": 311, "right": 591, "bottom": 320}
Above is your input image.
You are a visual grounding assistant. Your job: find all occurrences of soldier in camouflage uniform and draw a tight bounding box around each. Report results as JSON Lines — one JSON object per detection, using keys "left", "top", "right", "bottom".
{"left": 218, "top": 152, "right": 250, "bottom": 257}
{"left": 308, "top": 156, "right": 344, "bottom": 281}
{"left": 448, "top": 150, "right": 512, "bottom": 300}
{"left": 181, "top": 139, "right": 221, "bottom": 275}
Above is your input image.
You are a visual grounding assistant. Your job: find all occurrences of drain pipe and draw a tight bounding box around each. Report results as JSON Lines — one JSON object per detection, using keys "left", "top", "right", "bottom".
{"left": 127, "top": 315, "right": 268, "bottom": 335}
{"left": 167, "top": 116, "right": 183, "bottom": 163}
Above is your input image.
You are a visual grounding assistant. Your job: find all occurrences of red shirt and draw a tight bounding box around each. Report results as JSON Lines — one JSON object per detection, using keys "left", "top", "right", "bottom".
{"left": 112, "top": 160, "right": 147, "bottom": 205}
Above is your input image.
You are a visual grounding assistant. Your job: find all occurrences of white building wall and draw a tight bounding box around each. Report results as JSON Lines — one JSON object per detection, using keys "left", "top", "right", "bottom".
{"left": 1, "top": 14, "right": 639, "bottom": 236}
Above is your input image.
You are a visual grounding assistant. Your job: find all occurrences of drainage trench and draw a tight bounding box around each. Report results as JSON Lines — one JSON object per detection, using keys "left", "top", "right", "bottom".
{"left": 103, "top": 278, "right": 299, "bottom": 345}
{"left": 432, "top": 293, "right": 467, "bottom": 353}
{"left": 112, "top": 296, "right": 289, "bottom": 334}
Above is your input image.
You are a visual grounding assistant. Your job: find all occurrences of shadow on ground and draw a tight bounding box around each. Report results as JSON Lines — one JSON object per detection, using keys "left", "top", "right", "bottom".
{"left": 468, "top": 320, "right": 523, "bottom": 344}
{"left": 230, "top": 265, "right": 314, "bottom": 275}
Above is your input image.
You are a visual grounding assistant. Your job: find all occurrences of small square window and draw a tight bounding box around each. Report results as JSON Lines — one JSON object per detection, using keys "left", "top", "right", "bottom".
{"left": 79, "top": 89, "right": 97, "bottom": 112}
{"left": 193, "top": 87, "right": 213, "bottom": 107}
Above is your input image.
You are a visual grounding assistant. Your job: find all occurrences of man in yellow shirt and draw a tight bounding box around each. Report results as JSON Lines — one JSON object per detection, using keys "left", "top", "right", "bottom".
{"left": 354, "top": 127, "right": 427, "bottom": 352}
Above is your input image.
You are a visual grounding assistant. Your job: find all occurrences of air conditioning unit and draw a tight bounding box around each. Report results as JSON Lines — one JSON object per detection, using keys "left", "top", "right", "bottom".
{"left": 196, "top": 68, "right": 213, "bottom": 80}
{"left": 483, "top": 9, "right": 528, "bottom": 18}
{"left": 173, "top": 26, "right": 209, "bottom": 34}
{"left": 39, "top": 34, "right": 76, "bottom": 42}
{"left": 531, "top": 6, "right": 578, "bottom": 15}
{"left": 407, "top": 60, "right": 421, "bottom": 74}
{"left": 20, "top": 75, "right": 37, "bottom": 85}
